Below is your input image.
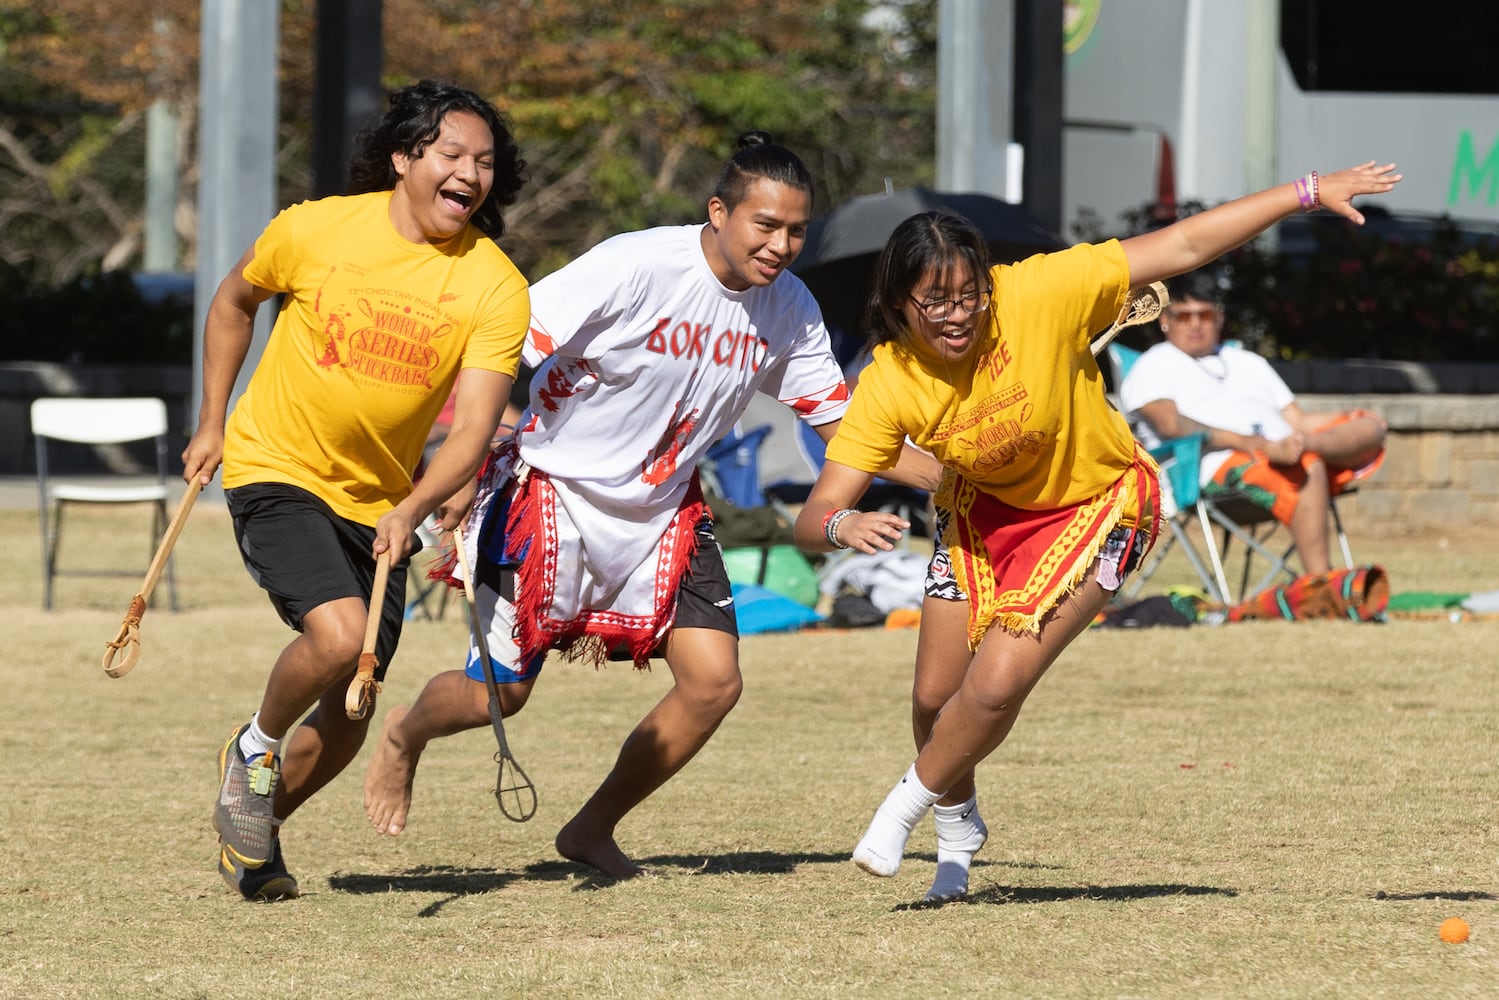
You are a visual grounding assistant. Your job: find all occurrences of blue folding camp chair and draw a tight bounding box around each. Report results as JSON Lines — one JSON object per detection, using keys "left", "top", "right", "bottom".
{"left": 701, "top": 423, "right": 775, "bottom": 508}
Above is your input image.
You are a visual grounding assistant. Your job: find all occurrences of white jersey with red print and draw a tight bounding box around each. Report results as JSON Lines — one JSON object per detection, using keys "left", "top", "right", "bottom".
{"left": 518, "top": 223, "right": 848, "bottom": 497}
{"left": 499, "top": 223, "right": 848, "bottom": 638}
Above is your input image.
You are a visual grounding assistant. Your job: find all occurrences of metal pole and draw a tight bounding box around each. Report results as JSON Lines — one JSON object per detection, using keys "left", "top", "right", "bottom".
{"left": 937, "top": 0, "right": 1014, "bottom": 198}
{"left": 1244, "top": 0, "right": 1280, "bottom": 250}
{"left": 143, "top": 17, "right": 179, "bottom": 273}
{"left": 193, "top": 0, "right": 278, "bottom": 462}
{"left": 1013, "top": 0, "right": 1064, "bottom": 233}
{"left": 143, "top": 100, "right": 179, "bottom": 272}
{"left": 313, "top": 0, "right": 384, "bottom": 198}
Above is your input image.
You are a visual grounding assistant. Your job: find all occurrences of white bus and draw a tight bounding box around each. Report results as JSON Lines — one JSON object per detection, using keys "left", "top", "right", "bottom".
{"left": 1062, "top": 0, "right": 1499, "bottom": 236}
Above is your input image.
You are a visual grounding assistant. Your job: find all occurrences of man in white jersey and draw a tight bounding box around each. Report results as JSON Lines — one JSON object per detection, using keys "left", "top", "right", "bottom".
{"left": 364, "top": 131, "right": 940, "bottom": 877}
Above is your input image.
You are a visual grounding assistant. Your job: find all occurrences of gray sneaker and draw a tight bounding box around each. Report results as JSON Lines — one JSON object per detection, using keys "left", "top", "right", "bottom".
{"left": 218, "top": 837, "right": 299, "bottom": 902}
{"left": 213, "top": 724, "right": 279, "bottom": 868}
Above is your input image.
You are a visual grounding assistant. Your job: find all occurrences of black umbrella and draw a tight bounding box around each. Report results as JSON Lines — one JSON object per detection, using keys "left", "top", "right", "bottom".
{"left": 789, "top": 185, "right": 1067, "bottom": 354}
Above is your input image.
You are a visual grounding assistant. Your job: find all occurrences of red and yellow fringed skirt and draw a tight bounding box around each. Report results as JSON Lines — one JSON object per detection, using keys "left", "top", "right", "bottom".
{"left": 939, "top": 450, "right": 1161, "bottom": 648}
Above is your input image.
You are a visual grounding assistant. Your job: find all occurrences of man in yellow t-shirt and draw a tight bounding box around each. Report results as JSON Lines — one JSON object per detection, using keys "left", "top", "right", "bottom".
{"left": 181, "top": 80, "right": 530, "bottom": 902}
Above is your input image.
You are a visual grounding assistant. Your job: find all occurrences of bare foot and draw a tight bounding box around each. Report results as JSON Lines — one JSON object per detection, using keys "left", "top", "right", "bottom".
{"left": 364, "top": 705, "right": 420, "bottom": 836}
{"left": 555, "top": 816, "right": 647, "bottom": 878}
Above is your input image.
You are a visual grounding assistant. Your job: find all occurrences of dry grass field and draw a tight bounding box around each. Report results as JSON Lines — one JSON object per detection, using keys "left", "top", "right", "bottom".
{"left": 1, "top": 501, "right": 1496, "bottom": 998}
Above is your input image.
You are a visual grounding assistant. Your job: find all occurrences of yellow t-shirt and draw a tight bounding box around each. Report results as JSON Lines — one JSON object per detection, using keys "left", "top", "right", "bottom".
{"left": 224, "top": 191, "right": 530, "bottom": 524}
{"left": 826, "top": 240, "right": 1137, "bottom": 512}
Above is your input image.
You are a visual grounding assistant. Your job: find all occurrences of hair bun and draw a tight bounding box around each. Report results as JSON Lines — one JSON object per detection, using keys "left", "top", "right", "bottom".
{"left": 737, "top": 130, "right": 775, "bottom": 150}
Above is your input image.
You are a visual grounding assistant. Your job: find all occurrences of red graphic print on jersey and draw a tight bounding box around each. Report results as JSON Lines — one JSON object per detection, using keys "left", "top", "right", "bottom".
{"left": 535, "top": 358, "right": 597, "bottom": 413}
{"left": 642, "top": 405, "right": 700, "bottom": 486}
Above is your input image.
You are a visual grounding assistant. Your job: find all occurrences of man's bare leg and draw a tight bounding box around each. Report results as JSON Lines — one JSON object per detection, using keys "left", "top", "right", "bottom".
{"left": 243, "top": 597, "right": 366, "bottom": 823}
{"left": 364, "top": 671, "right": 534, "bottom": 835}
{"left": 1288, "top": 461, "right": 1333, "bottom": 575}
{"left": 1304, "top": 413, "right": 1386, "bottom": 470}
{"left": 555, "top": 628, "right": 741, "bottom": 878}
{"left": 278, "top": 690, "right": 374, "bottom": 819}
{"left": 255, "top": 598, "right": 366, "bottom": 737}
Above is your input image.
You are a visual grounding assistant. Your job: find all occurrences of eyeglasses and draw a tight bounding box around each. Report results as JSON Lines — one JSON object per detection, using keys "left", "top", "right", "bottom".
{"left": 908, "top": 286, "right": 992, "bottom": 322}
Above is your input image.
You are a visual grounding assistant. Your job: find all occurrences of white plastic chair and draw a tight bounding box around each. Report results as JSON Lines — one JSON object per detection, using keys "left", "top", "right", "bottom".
{"left": 31, "top": 397, "right": 177, "bottom": 611}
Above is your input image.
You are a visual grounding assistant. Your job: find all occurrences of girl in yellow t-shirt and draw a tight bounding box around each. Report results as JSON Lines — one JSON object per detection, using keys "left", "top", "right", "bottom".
{"left": 793, "top": 161, "right": 1402, "bottom": 905}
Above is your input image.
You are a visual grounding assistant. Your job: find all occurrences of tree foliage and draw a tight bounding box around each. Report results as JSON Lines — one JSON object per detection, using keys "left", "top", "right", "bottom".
{"left": 1, "top": 0, "right": 937, "bottom": 296}
{"left": 376, "top": 0, "right": 938, "bottom": 276}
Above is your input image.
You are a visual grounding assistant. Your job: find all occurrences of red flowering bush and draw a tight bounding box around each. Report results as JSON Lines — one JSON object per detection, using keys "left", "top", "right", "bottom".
{"left": 1106, "top": 201, "right": 1499, "bottom": 362}
{"left": 1221, "top": 211, "right": 1499, "bottom": 361}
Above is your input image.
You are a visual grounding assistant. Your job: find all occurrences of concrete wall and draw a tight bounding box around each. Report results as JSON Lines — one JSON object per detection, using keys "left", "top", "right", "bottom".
{"left": 1, "top": 363, "right": 192, "bottom": 475}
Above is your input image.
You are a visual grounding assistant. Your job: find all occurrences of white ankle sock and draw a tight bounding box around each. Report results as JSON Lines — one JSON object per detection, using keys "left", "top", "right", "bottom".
{"left": 852, "top": 764, "right": 941, "bottom": 877}
{"left": 239, "top": 714, "right": 282, "bottom": 764}
{"left": 926, "top": 794, "right": 987, "bottom": 902}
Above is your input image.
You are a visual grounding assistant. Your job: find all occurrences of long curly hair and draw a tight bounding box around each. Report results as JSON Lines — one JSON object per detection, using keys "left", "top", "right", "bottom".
{"left": 347, "top": 79, "right": 527, "bottom": 240}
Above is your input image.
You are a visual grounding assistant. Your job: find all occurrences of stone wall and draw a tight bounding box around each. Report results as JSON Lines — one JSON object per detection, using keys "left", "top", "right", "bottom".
{"left": 1298, "top": 394, "right": 1499, "bottom": 528}
{"left": 4, "top": 362, "right": 1498, "bottom": 526}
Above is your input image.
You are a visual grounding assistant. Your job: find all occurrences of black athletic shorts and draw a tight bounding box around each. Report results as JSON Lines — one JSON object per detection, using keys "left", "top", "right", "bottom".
{"left": 595, "top": 514, "right": 737, "bottom": 663}
{"left": 226, "top": 482, "right": 411, "bottom": 680}
{"left": 675, "top": 516, "right": 739, "bottom": 636}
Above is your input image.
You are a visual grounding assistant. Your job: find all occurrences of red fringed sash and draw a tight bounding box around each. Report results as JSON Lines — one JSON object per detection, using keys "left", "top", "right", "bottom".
{"left": 425, "top": 446, "right": 513, "bottom": 590}
{"left": 507, "top": 470, "right": 706, "bottom": 668}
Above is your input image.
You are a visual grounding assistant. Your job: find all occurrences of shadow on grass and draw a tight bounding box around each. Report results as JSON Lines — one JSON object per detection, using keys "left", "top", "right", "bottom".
{"left": 896, "top": 881, "right": 1238, "bottom": 912}
{"left": 328, "top": 865, "right": 558, "bottom": 916}
{"left": 1372, "top": 889, "right": 1497, "bottom": 902}
{"left": 329, "top": 849, "right": 865, "bottom": 916}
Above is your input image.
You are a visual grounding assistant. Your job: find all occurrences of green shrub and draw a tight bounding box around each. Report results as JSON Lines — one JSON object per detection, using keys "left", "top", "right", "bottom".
{"left": 1106, "top": 202, "right": 1499, "bottom": 362}
{"left": 1223, "top": 212, "right": 1499, "bottom": 361}
{"left": 0, "top": 260, "right": 194, "bottom": 365}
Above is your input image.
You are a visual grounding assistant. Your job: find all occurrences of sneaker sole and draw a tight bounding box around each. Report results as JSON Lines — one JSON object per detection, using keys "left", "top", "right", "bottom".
{"left": 218, "top": 846, "right": 300, "bottom": 902}
{"left": 214, "top": 725, "right": 274, "bottom": 868}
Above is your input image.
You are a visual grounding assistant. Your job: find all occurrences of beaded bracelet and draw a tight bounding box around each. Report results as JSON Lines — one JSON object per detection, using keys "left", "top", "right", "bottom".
{"left": 822, "top": 507, "right": 856, "bottom": 549}
{"left": 1295, "top": 170, "right": 1321, "bottom": 212}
